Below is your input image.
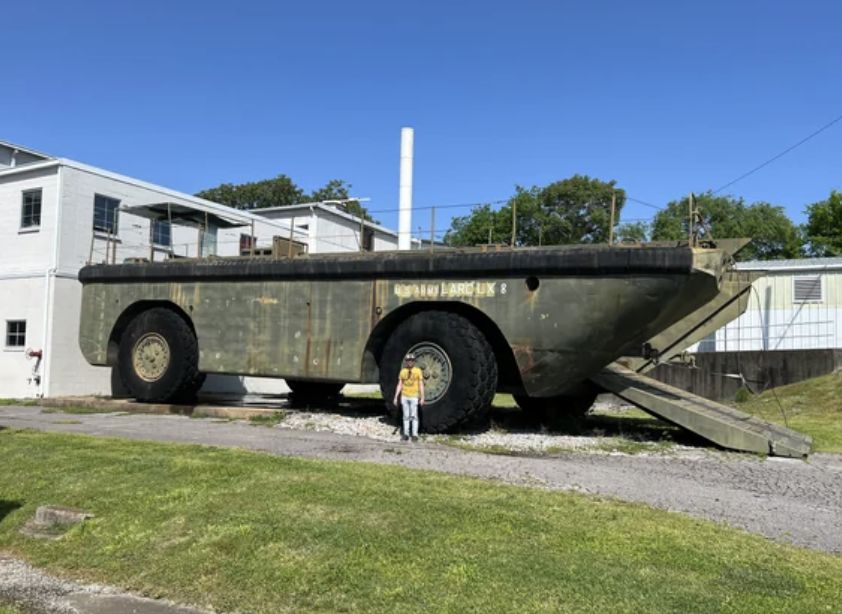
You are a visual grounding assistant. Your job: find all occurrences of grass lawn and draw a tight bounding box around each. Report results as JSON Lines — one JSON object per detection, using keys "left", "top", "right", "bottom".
{"left": 0, "top": 430, "right": 840, "bottom": 613}
{"left": 734, "top": 372, "right": 842, "bottom": 453}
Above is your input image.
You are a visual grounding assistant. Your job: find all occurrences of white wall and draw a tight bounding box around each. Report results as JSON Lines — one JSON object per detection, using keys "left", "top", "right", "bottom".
{"left": 59, "top": 166, "right": 292, "bottom": 267}
{"left": 0, "top": 165, "right": 60, "bottom": 398}
{"left": 47, "top": 277, "right": 114, "bottom": 396}
{"left": 0, "top": 278, "right": 47, "bottom": 398}
{"left": 0, "top": 166, "right": 58, "bottom": 273}
{"left": 258, "top": 207, "right": 400, "bottom": 254}
{"left": 702, "top": 270, "right": 842, "bottom": 351}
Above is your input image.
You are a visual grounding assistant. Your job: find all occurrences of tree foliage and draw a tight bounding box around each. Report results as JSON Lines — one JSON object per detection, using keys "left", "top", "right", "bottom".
{"left": 306, "top": 179, "right": 376, "bottom": 222}
{"left": 650, "top": 193, "right": 803, "bottom": 260}
{"left": 616, "top": 221, "right": 649, "bottom": 243}
{"left": 445, "top": 175, "right": 625, "bottom": 247}
{"left": 196, "top": 175, "right": 304, "bottom": 210}
{"left": 196, "top": 176, "right": 375, "bottom": 221}
{"left": 804, "top": 190, "right": 842, "bottom": 256}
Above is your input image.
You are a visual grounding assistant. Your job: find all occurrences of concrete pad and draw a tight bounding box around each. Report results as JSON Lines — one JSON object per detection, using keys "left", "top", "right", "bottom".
{"left": 41, "top": 396, "right": 281, "bottom": 421}
{"left": 65, "top": 593, "right": 210, "bottom": 614}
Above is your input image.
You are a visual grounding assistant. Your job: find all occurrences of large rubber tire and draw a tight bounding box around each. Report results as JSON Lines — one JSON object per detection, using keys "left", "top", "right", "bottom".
{"left": 514, "top": 391, "right": 597, "bottom": 418}
{"left": 286, "top": 380, "right": 344, "bottom": 399}
{"left": 118, "top": 308, "right": 200, "bottom": 404}
{"left": 379, "top": 311, "right": 497, "bottom": 433}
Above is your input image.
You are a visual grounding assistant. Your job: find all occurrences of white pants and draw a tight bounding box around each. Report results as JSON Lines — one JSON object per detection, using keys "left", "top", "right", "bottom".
{"left": 401, "top": 397, "right": 419, "bottom": 437}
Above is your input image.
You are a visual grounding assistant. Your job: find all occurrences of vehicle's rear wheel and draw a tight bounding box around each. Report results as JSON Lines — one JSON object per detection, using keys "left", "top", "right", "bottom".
{"left": 379, "top": 311, "right": 497, "bottom": 433}
{"left": 118, "top": 307, "right": 200, "bottom": 403}
{"left": 286, "top": 380, "right": 344, "bottom": 400}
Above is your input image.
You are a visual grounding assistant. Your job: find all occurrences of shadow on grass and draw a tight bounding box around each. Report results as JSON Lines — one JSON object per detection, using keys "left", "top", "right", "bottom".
{"left": 0, "top": 500, "right": 22, "bottom": 524}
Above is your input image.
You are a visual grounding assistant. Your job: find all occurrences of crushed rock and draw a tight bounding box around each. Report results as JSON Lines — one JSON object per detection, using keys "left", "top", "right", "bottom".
{"left": 275, "top": 400, "right": 666, "bottom": 455}
{"left": 0, "top": 555, "right": 212, "bottom": 613}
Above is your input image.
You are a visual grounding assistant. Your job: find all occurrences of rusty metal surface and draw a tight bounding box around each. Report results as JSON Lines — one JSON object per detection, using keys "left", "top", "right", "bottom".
{"left": 79, "top": 244, "right": 729, "bottom": 397}
{"left": 620, "top": 270, "right": 764, "bottom": 373}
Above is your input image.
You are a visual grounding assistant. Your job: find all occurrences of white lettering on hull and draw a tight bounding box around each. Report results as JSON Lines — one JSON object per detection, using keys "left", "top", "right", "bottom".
{"left": 393, "top": 281, "right": 497, "bottom": 299}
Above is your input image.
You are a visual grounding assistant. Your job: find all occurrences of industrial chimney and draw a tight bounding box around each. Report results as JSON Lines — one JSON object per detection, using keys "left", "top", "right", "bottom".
{"left": 398, "top": 127, "right": 414, "bottom": 250}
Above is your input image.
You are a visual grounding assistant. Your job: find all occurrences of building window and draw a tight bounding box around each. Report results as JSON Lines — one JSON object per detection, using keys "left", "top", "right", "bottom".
{"left": 93, "top": 194, "right": 120, "bottom": 234}
{"left": 5, "top": 320, "right": 26, "bottom": 348}
{"left": 200, "top": 225, "right": 218, "bottom": 257}
{"left": 21, "top": 189, "right": 42, "bottom": 229}
{"left": 362, "top": 228, "right": 374, "bottom": 251}
{"left": 239, "top": 233, "right": 255, "bottom": 255}
{"left": 152, "top": 220, "right": 171, "bottom": 247}
{"left": 793, "top": 276, "right": 822, "bottom": 303}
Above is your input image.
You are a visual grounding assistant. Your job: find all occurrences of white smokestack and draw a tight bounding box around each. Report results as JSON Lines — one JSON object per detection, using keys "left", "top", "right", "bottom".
{"left": 398, "top": 127, "right": 414, "bottom": 250}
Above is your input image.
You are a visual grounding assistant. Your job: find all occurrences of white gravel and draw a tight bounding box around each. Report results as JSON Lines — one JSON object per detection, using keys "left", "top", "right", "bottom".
{"left": 276, "top": 399, "right": 673, "bottom": 455}
{"left": 0, "top": 554, "right": 212, "bottom": 613}
{"left": 280, "top": 410, "right": 609, "bottom": 451}
{"left": 0, "top": 555, "right": 107, "bottom": 613}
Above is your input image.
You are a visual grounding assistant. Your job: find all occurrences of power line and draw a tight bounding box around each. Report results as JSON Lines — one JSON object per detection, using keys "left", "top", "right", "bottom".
{"left": 365, "top": 199, "right": 509, "bottom": 215}
{"left": 712, "top": 111, "right": 842, "bottom": 194}
{"left": 626, "top": 196, "right": 663, "bottom": 211}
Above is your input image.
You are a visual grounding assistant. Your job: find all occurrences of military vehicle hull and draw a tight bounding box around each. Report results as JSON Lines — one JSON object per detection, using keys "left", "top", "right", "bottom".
{"left": 79, "top": 243, "right": 730, "bottom": 432}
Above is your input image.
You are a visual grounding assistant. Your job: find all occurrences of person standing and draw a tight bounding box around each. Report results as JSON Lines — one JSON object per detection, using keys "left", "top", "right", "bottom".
{"left": 392, "top": 353, "right": 425, "bottom": 441}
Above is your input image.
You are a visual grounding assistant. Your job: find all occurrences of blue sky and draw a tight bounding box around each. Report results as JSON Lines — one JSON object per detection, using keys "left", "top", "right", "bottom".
{"left": 3, "top": 0, "right": 840, "bottom": 235}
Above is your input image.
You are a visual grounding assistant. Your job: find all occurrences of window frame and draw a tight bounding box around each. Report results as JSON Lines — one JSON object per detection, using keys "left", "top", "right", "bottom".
{"left": 792, "top": 275, "right": 823, "bottom": 304}
{"left": 151, "top": 220, "right": 172, "bottom": 247}
{"left": 239, "top": 233, "right": 256, "bottom": 255}
{"left": 5, "top": 320, "right": 26, "bottom": 349}
{"left": 93, "top": 194, "right": 121, "bottom": 235}
{"left": 362, "top": 227, "right": 375, "bottom": 252}
{"left": 20, "top": 188, "right": 43, "bottom": 230}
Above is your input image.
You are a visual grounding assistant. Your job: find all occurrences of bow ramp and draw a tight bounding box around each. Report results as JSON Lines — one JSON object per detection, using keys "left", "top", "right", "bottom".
{"left": 591, "top": 364, "right": 812, "bottom": 458}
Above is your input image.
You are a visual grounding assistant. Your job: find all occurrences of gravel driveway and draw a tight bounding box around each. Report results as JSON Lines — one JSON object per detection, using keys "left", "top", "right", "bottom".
{"left": 1, "top": 404, "right": 840, "bottom": 555}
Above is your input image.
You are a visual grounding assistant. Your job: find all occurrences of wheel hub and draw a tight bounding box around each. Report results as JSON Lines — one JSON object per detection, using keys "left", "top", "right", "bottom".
{"left": 132, "top": 333, "right": 171, "bottom": 382}
{"left": 408, "top": 342, "right": 452, "bottom": 403}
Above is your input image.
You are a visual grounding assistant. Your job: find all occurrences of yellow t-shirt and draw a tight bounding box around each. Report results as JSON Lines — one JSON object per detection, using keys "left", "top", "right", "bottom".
{"left": 399, "top": 367, "right": 423, "bottom": 398}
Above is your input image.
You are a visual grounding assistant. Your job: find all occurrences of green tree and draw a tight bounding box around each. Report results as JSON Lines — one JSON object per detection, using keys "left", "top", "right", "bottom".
{"left": 196, "top": 174, "right": 304, "bottom": 210}
{"left": 616, "top": 221, "right": 649, "bottom": 243}
{"left": 196, "top": 176, "right": 374, "bottom": 220}
{"left": 650, "top": 193, "right": 802, "bottom": 260}
{"left": 537, "top": 175, "right": 625, "bottom": 245}
{"left": 445, "top": 203, "right": 511, "bottom": 246}
{"left": 804, "top": 190, "right": 842, "bottom": 256}
{"left": 307, "top": 180, "right": 377, "bottom": 222}
{"left": 445, "top": 176, "right": 625, "bottom": 247}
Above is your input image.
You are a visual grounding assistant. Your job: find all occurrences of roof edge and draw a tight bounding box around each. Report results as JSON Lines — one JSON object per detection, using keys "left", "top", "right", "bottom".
{"left": 55, "top": 158, "right": 290, "bottom": 230}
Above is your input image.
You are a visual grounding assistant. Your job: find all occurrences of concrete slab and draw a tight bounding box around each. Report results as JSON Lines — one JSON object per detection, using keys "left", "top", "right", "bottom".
{"left": 40, "top": 396, "right": 281, "bottom": 421}
{"left": 65, "top": 593, "right": 210, "bottom": 614}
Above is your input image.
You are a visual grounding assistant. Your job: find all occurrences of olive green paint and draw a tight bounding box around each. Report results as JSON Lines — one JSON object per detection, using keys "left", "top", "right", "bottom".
{"left": 80, "top": 246, "right": 730, "bottom": 398}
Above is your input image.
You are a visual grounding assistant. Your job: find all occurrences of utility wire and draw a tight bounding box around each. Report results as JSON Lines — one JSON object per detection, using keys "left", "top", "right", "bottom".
{"left": 626, "top": 196, "right": 663, "bottom": 211}
{"left": 712, "top": 111, "right": 842, "bottom": 194}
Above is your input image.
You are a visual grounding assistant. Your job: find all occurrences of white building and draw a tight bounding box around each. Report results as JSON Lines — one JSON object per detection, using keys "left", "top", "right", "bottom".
{"left": 0, "top": 141, "right": 400, "bottom": 400}
{"left": 700, "top": 258, "right": 842, "bottom": 352}
{"left": 256, "top": 202, "right": 407, "bottom": 253}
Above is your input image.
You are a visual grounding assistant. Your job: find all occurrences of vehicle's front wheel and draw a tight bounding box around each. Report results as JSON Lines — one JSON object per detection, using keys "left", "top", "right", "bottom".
{"left": 379, "top": 311, "right": 497, "bottom": 433}
{"left": 118, "top": 307, "right": 201, "bottom": 403}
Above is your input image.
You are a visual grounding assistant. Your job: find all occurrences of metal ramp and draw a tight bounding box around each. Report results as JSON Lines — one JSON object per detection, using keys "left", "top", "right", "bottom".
{"left": 591, "top": 363, "right": 812, "bottom": 458}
